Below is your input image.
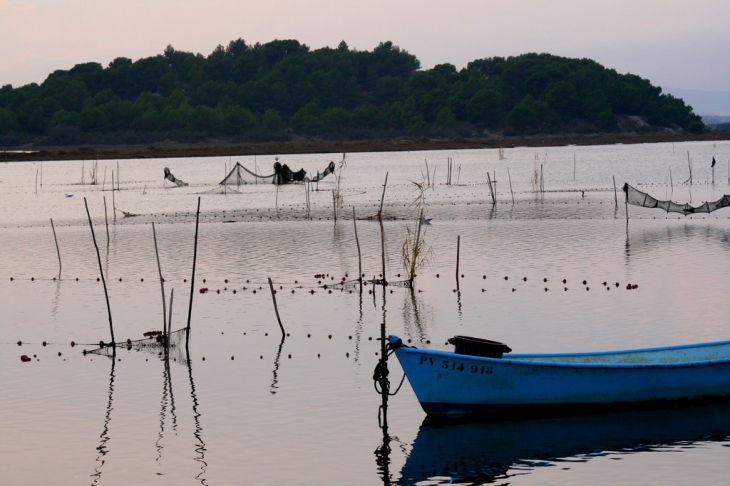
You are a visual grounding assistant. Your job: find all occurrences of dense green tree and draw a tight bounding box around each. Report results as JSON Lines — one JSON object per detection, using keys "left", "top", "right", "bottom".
{"left": 597, "top": 109, "right": 619, "bottom": 132}
{"left": 261, "top": 108, "right": 284, "bottom": 131}
{"left": 467, "top": 88, "right": 507, "bottom": 126}
{"left": 507, "top": 95, "right": 558, "bottom": 134}
{"left": 79, "top": 106, "right": 110, "bottom": 132}
{"left": 0, "top": 108, "right": 20, "bottom": 132}
{"left": 0, "top": 41, "right": 706, "bottom": 144}
{"left": 435, "top": 106, "right": 457, "bottom": 128}
{"left": 321, "top": 107, "right": 351, "bottom": 132}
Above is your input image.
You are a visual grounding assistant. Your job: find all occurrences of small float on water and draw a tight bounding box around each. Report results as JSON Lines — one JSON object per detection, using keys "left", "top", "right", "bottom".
{"left": 388, "top": 335, "right": 730, "bottom": 415}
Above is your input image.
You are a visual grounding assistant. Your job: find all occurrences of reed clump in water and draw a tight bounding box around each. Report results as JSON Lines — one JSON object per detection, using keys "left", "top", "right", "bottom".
{"left": 401, "top": 179, "right": 432, "bottom": 284}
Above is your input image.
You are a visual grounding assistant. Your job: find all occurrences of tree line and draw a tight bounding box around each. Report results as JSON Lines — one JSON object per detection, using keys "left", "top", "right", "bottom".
{"left": 0, "top": 39, "right": 705, "bottom": 145}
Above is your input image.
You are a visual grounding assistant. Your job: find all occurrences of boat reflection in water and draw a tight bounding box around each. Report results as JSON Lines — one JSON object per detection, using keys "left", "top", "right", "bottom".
{"left": 398, "top": 401, "right": 730, "bottom": 485}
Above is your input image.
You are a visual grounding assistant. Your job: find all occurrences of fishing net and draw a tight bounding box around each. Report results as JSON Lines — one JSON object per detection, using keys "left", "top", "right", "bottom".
{"left": 220, "top": 162, "right": 275, "bottom": 185}
{"left": 623, "top": 183, "right": 730, "bottom": 216}
{"left": 87, "top": 328, "right": 189, "bottom": 364}
{"left": 201, "top": 185, "right": 242, "bottom": 195}
{"left": 220, "top": 161, "right": 336, "bottom": 186}
{"left": 306, "top": 161, "right": 336, "bottom": 182}
{"left": 164, "top": 168, "right": 188, "bottom": 187}
{"left": 329, "top": 278, "right": 413, "bottom": 291}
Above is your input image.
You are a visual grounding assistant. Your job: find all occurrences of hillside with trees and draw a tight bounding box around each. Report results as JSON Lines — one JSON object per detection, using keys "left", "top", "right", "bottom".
{"left": 0, "top": 39, "right": 705, "bottom": 146}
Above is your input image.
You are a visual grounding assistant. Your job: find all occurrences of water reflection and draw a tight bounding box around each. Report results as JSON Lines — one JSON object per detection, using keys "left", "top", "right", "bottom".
{"left": 399, "top": 401, "right": 730, "bottom": 485}
{"left": 90, "top": 359, "right": 115, "bottom": 485}
{"left": 375, "top": 288, "right": 409, "bottom": 486}
{"left": 51, "top": 277, "right": 62, "bottom": 330}
{"left": 374, "top": 288, "right": 392, "bottom": 485}
{"left": 402, "top": 288, "right": 428, "bottom": 343}
{"left": 155, "top": 358, "right": 178, "bottom": 464}
{"left": 187, "top": 357, "right": 208, "bottom": 485}
{"left": 270, "top": 337, "right": 285, "bottom": 395}
{"left": 89, "top": 348, "right": 206, "bottom": 484}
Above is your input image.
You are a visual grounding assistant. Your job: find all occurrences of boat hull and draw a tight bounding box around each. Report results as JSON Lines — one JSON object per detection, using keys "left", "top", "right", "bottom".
{"left": 389, "top": 336, "right": 730, "bottom": 415}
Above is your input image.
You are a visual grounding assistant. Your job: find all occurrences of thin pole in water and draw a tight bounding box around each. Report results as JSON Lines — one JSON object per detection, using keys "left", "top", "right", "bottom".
{"left": 152, "top": 222, "right": 167, "bottom": 336}
{"left": 103, "top": 196, "right": 109, "bottom": 245}
{"left": 613, "top": 176, "right": 618, "bottom": 207}
{"left": 486, "top": 171, "right": 496, "bottom": 204}
{"left": 353, "top": 207, "right": 362, "bottom": 284}
{"left": 455, "top": 235, "right": 460, "bottom": 285}
{"left": 186, "top": 197, "right": 201, "bottom": 351}
{"left": 508, "top": 168, "right": 515, "bottom": 205}
{"left": 112, "top": 171, "right": 116, "bottom": 221}
{"left": 268, "top": 277, "right": 286, "bottom": 339}
{"left": 84, "top": 197, "right": 115, "bottom": 352}
{"left": 687, "top": 151, "right": 693, "bottom": 185}
{"left": 50, "top": 218, "right": 61, "bottom": 275}
{"left": 378, "top": 173, "right": 388, "bottom": 285}
{"left": 167, "top": 288, "right": 174, "bottom": 354}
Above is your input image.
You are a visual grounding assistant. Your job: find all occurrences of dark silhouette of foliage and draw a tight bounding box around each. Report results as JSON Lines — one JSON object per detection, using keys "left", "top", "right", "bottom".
{"left": 0, "top": 40, "right": 705, "bottom": 144}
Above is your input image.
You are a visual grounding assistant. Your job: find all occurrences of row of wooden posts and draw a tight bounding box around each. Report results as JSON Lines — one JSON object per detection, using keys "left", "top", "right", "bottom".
{"left": 49, "top": 172, "right": 395, "bottom": 357}
{"left": 76, "top": 196, "right": 201, "bottom": 358}
{"left": 51, "top": 167, "right": 627, "bottom": 359}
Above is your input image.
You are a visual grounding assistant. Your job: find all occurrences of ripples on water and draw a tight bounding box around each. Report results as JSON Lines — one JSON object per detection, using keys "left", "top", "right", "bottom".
{"left": 1, "top": 141, "right": 729, "bottom": 485}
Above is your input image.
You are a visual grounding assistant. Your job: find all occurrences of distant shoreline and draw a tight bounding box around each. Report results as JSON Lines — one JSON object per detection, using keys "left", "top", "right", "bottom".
{"left": 1, "top": 131, "right": 728, "bottom": 163}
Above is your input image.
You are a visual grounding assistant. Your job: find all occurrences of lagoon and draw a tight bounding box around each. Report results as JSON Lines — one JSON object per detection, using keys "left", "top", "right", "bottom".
{"left": 1, "top": 141, "right": 729, "bottom": 485}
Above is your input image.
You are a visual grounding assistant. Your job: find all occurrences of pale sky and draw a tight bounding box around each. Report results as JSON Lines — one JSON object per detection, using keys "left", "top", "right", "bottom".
{"left": 1, "top": 0, "right": 728, "bottom": 93}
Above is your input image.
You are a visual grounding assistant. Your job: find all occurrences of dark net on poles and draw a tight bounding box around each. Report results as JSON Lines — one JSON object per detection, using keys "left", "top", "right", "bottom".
{"left": 219, "top": 161, "right": 336, "bottom": 186}
{"left": 219, "top": 162, "right": 275, "bottom": 185}
{"left": 623, "top": 183, "right": 730, "bottom": 216}
{"left": 87, "top": 328, "right": 189, "bottom": 364}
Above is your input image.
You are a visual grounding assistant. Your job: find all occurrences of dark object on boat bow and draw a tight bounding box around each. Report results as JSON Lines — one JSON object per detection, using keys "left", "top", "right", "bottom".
{"left": 448, "top": 336, "right": 512, "bottom": 358}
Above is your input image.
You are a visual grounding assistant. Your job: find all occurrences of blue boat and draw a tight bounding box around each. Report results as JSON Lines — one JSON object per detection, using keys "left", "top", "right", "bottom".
{"left": 388, "top": 335, "right": 730, "bottom": 415}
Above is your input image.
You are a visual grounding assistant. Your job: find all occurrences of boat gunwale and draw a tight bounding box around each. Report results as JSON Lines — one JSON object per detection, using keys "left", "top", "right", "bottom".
{"left": 390, "top": 336, "right": 730, "bottom": 369}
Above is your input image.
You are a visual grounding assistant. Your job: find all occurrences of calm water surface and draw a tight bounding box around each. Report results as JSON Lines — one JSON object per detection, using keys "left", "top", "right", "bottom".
{"left": 1, "top": 141, "right": 729, "bottom": 485}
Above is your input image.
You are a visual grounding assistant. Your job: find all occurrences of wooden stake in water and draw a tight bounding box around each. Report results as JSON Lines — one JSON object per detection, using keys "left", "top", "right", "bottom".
{"left": 486, "top": 172, "right": 496, "bottom": 204}
{"left": 455, "top": 235, "right": 460, "bottom": 284}
{"left": 167, "top": 288, "right": 174, "bottom": 354}
{"left": 332, "top": 190, "right": 337, "bottom": 222}
{"left": 507, "top": 168, "right": 515, "bottom": 205}
{"left": 84, "top": 197, "right": 115, "bottom": 351}
{"left": 613, "top": 176, "right": 618, "bottom": 207}
{"left": 353, "top": 207, "right": 362, "bottom": 283}
{"left": 152, "top": 222, "right": 167, "bottom": 336}
{"left": 687, "top": 151, "right": 693, "bottom": 185}
{"left": 50, "top": 218, "right": 61, "bottom": 275}
{"left": 186, "top": 197, "right": 201, "bottom": 350}
{"left": 111, "top": 171, "right": 116, "bottom": 221}
{"left": 378, "top": 173, "right": 389, "bottom": 285}
{"left": 103, "top": 196, "right": 109, "bottom": 245}
{"left": 117, "top": 161, "right": 120, "bottom": 191}
{"left": 268, "top": 278, "right": 286, "bottom": 339}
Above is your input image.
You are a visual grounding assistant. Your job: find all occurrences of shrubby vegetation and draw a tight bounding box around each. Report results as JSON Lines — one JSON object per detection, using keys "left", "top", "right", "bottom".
{"left": 0, "top": 39, "right": 705, "bottom": 145}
